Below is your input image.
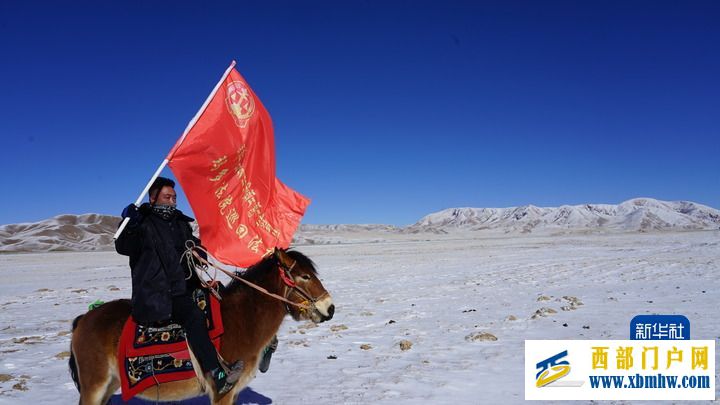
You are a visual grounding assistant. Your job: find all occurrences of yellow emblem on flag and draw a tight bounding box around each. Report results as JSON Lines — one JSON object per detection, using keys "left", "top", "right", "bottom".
{"left": 225, "top": 80, "right": 255, "bottom": 128}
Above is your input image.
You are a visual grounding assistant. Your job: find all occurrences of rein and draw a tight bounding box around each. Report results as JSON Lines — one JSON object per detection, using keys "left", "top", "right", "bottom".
{"left": 182, "top": 243, "right": 319, "bottom": 312}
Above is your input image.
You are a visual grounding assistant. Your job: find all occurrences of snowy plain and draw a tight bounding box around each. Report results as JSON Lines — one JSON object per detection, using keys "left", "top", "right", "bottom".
{"left": 0, "top": 230, "right": 718, "bottom": 404}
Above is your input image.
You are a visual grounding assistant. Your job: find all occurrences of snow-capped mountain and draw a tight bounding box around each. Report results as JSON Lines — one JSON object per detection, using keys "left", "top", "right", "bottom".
{"left": 0, "top": 213, "right": 121, "bottom": 252}
{"left": 405, "top": 198, "right": 720, "bottom": 234}
{"left": 298, "top": 224, "right": 400, "bottom": 232}
{"left": 1, "top": 198, "right": 717, "bottom": 253}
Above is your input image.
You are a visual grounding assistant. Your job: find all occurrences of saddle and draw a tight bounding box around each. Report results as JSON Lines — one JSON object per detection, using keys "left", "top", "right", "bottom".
{"left": 117, "top": 289, "right": 224, "bottom": 401}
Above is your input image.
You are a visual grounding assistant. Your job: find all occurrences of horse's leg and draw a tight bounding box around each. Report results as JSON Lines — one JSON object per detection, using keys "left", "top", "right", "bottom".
{"left": 213, "top": 388, "right": 239, "bottom": 405}
{"left": 72, "top": 331, "right": 116, "bottom": 405}
{"left": 99, "top": 361, "right": 121, "bottom": 405}
{"left": 71, "top": 300, "right": 130, "bottom": 405}
{"left": 72, "top": 324, "right": 114, "bottom": 405}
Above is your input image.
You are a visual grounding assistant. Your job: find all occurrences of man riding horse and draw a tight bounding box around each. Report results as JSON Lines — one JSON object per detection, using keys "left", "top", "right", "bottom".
{"left": 115, "top": 177, "right": 276, "bottom": 395}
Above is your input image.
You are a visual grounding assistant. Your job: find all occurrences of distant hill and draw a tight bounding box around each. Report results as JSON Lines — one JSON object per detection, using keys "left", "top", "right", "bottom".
{"left": 1, "top": 198, "right": 718, "bottom": 253}
{"left": 0, "top": 213, "right": 121, "bottom": 252}
{"left": 404, "top": 198, "right": 720, "bottom": 234}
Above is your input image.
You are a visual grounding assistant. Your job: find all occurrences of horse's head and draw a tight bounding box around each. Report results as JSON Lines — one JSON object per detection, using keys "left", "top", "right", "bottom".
{"left": 275, "top": 249, "right": 334, "bottom": 323}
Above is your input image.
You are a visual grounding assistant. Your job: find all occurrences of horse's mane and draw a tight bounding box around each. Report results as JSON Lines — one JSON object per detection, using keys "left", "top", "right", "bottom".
{"left": 224, "top": 249, "right": 318, "bottom": 294}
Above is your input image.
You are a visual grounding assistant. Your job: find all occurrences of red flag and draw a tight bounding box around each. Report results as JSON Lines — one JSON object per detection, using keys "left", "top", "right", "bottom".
{"left": 167, "top": 61, "right": 310, "bottom": 267}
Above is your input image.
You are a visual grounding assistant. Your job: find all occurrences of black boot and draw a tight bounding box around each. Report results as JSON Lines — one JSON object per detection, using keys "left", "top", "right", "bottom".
{"left": 208, "top": 360, "right": 243, "bottom": 396}
{"left": 258, "top": 335, "right": 278, "bottom": 373}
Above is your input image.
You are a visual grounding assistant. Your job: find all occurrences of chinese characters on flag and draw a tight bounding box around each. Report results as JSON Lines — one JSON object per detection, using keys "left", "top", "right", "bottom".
{"left": 167, "top": 61, "right": 310, "bottom": 267}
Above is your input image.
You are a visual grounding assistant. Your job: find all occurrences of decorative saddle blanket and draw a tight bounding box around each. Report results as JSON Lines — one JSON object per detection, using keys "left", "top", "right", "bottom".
{"left": 118, "top": 289, "right": 224, "bottom": 401}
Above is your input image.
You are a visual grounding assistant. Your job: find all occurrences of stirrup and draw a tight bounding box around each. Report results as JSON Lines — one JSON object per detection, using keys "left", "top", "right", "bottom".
{"left": 221, "top": 359, "right": 244, "bottom": 375}
{"left": 217, "top": 353, "right": 244, "bottom": 375}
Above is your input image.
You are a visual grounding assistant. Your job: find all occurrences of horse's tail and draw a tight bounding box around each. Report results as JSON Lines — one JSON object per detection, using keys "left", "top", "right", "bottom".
{"left": 68, "top": 314, "right": 84, "bottom": 393}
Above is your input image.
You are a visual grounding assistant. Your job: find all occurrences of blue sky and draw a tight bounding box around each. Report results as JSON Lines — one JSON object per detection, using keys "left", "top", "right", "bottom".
{"left": 1, "top": 1, "right": 718, "bottom": 226}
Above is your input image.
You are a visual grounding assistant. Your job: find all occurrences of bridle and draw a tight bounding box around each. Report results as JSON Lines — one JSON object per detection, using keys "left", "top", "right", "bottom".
{"left": 184, "top": 243, "right": 328, "bottom": 316}
{"left": 277, "top": 258, "right": 329, "bottom": 316}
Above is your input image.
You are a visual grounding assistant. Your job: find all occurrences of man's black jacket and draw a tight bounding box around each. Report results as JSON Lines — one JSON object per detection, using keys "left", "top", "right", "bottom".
{"left": 115, "top": 203, "right": 203, "bottom": 324}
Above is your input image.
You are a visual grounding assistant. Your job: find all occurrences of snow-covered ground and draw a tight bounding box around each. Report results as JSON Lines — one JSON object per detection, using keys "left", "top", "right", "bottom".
{"left": 0, "top": 231, "right": 718, "bottom": 404}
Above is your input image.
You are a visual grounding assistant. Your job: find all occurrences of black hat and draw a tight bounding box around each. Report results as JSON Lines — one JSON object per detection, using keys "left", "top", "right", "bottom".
{"left": 149, "top": 177, "right": 175, "bottom": 200}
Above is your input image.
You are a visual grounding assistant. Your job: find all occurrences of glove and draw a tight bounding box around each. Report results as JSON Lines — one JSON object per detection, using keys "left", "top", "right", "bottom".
{"left": 121, "top": 204, "right": 140, "bottom": 224}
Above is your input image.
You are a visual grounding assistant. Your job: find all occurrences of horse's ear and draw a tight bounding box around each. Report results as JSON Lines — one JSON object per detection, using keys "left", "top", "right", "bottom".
{"left": 274, "top": 248, "right": 294, "bottom": 269}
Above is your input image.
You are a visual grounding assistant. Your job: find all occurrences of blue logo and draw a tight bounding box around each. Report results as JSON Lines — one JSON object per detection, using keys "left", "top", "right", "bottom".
{"left": 630, "top": 315, "right": 690, "bottom": 340}
{"left": 536, "top": 350, "right": 571, "bottom": 387}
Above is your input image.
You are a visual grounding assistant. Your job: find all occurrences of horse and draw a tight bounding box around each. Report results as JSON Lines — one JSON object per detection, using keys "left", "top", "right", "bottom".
{"left": 68, "top": 248, "right": 334, "bottom": 405}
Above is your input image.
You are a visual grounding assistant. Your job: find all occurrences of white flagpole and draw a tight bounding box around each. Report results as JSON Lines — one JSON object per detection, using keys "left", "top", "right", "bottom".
{"left": 113, "top": 159, "right": 169, "bottom": 239}
{"left": 113, "top": 60, "right": 237, "bottom": 240}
